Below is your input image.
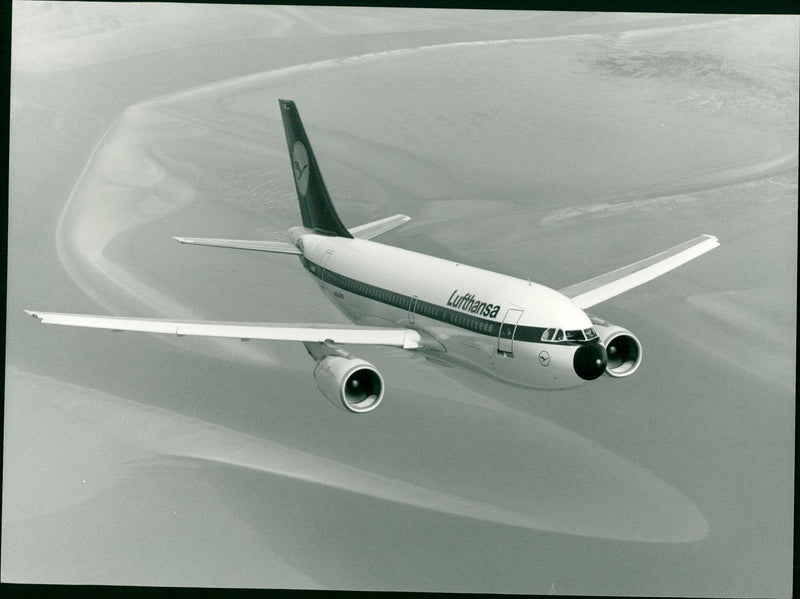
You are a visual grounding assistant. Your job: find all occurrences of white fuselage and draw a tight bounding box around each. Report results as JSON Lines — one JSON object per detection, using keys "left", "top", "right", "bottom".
{"left": 290, "top": 227, "right": 599, "bottom": 389}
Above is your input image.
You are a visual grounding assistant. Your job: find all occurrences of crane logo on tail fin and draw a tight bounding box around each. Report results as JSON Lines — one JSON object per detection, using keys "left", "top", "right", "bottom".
{"left": 292, "top": 141, "right": 310, "bottom": 196}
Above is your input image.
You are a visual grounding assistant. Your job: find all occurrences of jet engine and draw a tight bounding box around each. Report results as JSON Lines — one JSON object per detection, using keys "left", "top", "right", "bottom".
{"left": 590, "top": 317, "right": 643, "bottom": 378}
{"left": 313, "top": 355, "right": 384, "bottom": 413}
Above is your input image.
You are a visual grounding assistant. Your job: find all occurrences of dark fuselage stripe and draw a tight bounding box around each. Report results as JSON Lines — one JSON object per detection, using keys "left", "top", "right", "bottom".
{"left": 300, "top": 256, "right": 576, "bottom": 345}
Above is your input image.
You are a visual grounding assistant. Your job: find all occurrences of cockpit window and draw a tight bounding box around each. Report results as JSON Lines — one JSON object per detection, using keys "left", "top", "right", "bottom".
{"left": 565, "top": 329, "right": 585, "bottom": 342}
{"left": 563, "top": 328, "right": 599, "bottom": 343}
{"left": 541, "top": 328, "right": 564, "bottom": 342}
{"left": 545, "top": 328, "right": 600, "bottom": 343}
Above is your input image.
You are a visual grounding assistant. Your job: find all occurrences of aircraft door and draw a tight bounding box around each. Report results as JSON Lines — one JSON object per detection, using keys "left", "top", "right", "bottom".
{"left": 408, "top": 296, "right": 418, "bottom": 324}
{"left": 320, "top": 250, "right": 334, "bottom": 283}
{"left": 498, "top": 308, "right": 523, "bottom": 355}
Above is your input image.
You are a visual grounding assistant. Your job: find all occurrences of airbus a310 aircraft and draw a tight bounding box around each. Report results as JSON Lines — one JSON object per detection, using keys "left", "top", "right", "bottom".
{"left": 28, "top": 100, "right": 719, "bottom": 413}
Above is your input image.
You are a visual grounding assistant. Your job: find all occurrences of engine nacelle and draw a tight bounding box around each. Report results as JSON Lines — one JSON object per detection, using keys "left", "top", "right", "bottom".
{"left": 313, "top": 355, "right": 384, "bottom": 413}
{"left": 592, "top": 319, "right": 643, "bottom": 378}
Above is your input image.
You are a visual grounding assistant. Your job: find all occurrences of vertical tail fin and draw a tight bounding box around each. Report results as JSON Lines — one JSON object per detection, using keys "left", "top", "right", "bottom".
{"left": 279, "top": 99, "right": 352, "bottom": 238}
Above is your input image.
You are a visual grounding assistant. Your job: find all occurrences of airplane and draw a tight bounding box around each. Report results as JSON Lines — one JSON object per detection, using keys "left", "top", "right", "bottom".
{"left": 27, "top": 99, "right": 720, "bottom": 413}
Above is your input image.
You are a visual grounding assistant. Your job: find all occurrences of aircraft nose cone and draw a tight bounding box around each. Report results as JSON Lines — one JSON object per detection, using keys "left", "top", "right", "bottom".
{"left": 573, "top": 342, "right": 607, "bottom": 381}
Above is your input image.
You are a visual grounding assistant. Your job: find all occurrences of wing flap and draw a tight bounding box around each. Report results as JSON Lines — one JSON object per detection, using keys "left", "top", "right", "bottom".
{"left": 25, "top": 311, "right": 421, "bottom": 349}
{"left": 349, "top": 214, "right": 411, "bottom": 240}
{"left": 560, "top": 234, "right": 719, "bottom": 309}
{"left": 173, "top": 237, "right": 301, "bottom": 254}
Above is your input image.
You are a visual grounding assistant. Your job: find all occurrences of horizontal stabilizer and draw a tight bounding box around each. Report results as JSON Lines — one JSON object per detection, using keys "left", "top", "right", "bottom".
{"left": 349, "top": 214, "right": 411, "bottom": 240}
{"left": 173, "top": 237, "right": 301, "bottom": 255}
{"left": 25, "top": 311, "right": 421, "bottom": 350}
{"left": 560, "top": 234, "right": 720, "bottom": 309}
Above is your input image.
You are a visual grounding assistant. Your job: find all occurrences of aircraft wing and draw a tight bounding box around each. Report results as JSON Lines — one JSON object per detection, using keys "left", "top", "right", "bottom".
{"left": 24, "top": 311, "right": 422, "bottom": 349}
{"left": 173, "top": 237, "right": 301, "bottom": 254}
{"left": 349, "top": 214, "right": 411, "bottom": 240}
{"left": 559, "top": 234, "right": 719, "bottom": 309}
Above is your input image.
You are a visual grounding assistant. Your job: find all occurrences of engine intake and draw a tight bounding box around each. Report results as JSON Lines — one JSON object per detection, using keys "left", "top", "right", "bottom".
{"left": 313, "top": 355, "right": 384, "bottom": 413}
{"left": 591, "top": 319, "right": 643, "bottom": 378}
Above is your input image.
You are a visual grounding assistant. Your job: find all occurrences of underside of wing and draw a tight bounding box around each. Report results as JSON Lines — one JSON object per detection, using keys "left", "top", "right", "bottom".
{"left": 24, "top": 311, "right": 422, "bottom": 349}
{"left": 559, "top": 234, "right": 719, "bottom": 309}
{"left": 172, "top": 237, "right": 301, "bottom": 254}
{"left": 349, "top": 214, "right": 411, "bottom": 240}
